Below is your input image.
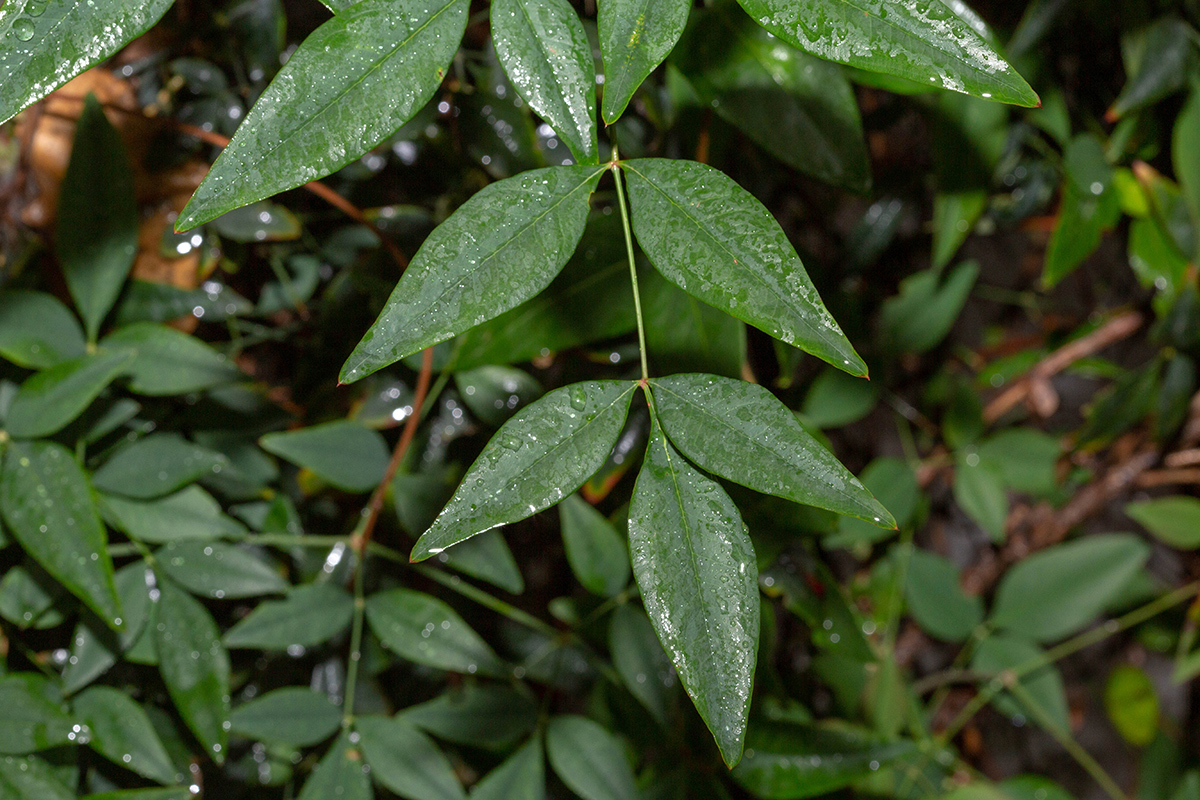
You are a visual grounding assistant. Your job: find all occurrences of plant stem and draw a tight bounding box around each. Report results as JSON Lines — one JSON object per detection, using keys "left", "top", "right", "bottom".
{"left": 611, "top": 144, "right": 649, "bottom": 382}
{"left": 414, "top": 565, "right": 558, "bottom": 638}
{"left": 342, "top": 555, "right": 367, "bottom": 726}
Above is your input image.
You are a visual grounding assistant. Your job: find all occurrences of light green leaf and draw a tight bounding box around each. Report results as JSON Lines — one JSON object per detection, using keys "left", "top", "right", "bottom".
{"left": 559, "top": 494, "right": 630, "bottom": 597}
{"left": 953, "top": 453, "right": 1007, "bottom": 542}
{"left": 0, "top": 290, "right": 86, "bottom": 369}
{"left": 4, "top": 351, "right": 132, "bottom": 439}
{"left": 651, "top": 374, "right": 893, "bottom": 526}
{"left": 297, "top": 732, "right": 372, "bottom": 800}
{"left": 224, "top": 583, "right": 355, "bottom": 649}
{"left": 733, "top": 0, "right": 1037, "bottom": 106}
{"left": 401, "top": 684, "right": 538, "bottom": 749}
{"left": 411, "top": 381, "right": 635, "bottom": 561}
{"left": 799, "top": 367, "right": 879, "bottom": 430}
{"left": 629, "top": 421, "right": 758, "bottom": 767}
{"left": 0, "top": 0, "right": 174, "bottom": 124}
{"left": 546, "top": 715, "right": 637, "bottom": 800}
{"left": 492, "top": 0, "right": 597, "bottom": 164}
{"left": 879, "top": 261, "right": 979, "bottom": 354}
{"left": 975, "top": 429, "right": 1061, "bottom": 497}
{"left": 0, "top": 754, "right": 74, "bottom": 800}
{"left": 341, "top": 166, "right": 605, "bottom": 383}
{"left": 259, "top": 420, "right": 390, "bottom": 493}
{"left": 92, "top": 433, "right": 229, "bottom": 500}
{"left": 623, "top": 159, "right": 865, "bottom": 374}
{"left": 827, "top": 457, "right": 919, "bottom": 548}
{"left": 229, "top": 687, "right": 341, "bottom": 747}
{"left": 356, "top": 715, "right": 466, "bottom": 800}
{"left": 0, "top": 441, "right": 121, "bottom": 628}
{"left": 365, "top": 588, "right": 507, "bottom": 677}
{"left": 1126, "top": 496, "right": 1200, "bottom": 549}
{"left": 177, "top": 0, "right": 469, "bottom": 229}
{"left": 101, "top": 486, "right": 248, "bottom": 544}
{"left": 155, "top": 541, "right": 286, "bottom": 600}
{"left": 74, "top": 686, "right": 177, "bottom": 784}
{"left": 102, "top": 323, "right": 240, "bottom": 396}
{"left": 989, "top": 534, "right": 1151, "bottom": 642}
{"left": 903, "top": 550, "right": 982, "bottom": 642}
{"left": 971, "top": 633, "right": 1068, "bottom": 733}
{"left": 1105, "top": 665, "right": 1159, "bottom": 747}
{"left": 598, "top": 0, "right": 691, "bottom": 122}
{"left": 469, "top": 738, "right": 544, "bottom": 800}
{"left": 155, "top": 579, "right": 231, "bottom": 763}
{"left": 609, "top": 604, "right": 675, "bottom": 724}
{"left": 0, "top": 675, "right": 75, "bottom": 753}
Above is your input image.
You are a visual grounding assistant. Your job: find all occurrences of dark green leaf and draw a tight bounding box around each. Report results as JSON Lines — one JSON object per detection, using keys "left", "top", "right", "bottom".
{"left": 229, "top": 687, "right": 341, "bottom": 747}
{"left": 177, "top": 0, "right": 469, "bottom": 229}
{"left": 559, "top": 494, "right": 630, "bottom": 597}
{"left": 84, "top": 790, "right": 195, "bottom": 800}
{"left": 62, "top": 563, "right": 152, "bottom": 694}
{"left": 1126, "top": 496, "right": 1200, "bottom": 549}
{"left": 629, "top": 421, "right": 758, "bottom": 767}
{"left": 224, "top": 583, "right": 355, "bottom": 649}
{"left": 260, "top": 420, "right": 389, "bottom": 493}
{"left": 155, "top": 578, "right": 231, "bottom": 763}
{"left": 609, "top": 604, "right": 676, "bottom": 724}
{"left": 411, "top": 381, "right": 635, "bottom": 561}
{"left": 5, "top": 351, "right": 132, "bottom": 439}
{"left": 365, "top": 588, "right": 507, "bottom": 676}
{"left": 0, "top": 441, "right": 121, "bottom": 627}
{"left": 210, "top": 202, "right": 301, "bottom": 243}
{"left": 0, "top": 674, "right": 75, "bottom": 753}
{"left": 932, "top": 190, "right": 986, "bottom": 270}
{"left": 0, "top": 565, "right": 64, "bottom": 630}
{"left": 800, "top": 368, "right": 879, "bottom": 430}
{"left": 0, "top": 290, "right": 86, "bottom": 369}
{"left": 492, "top": 0, "right": 597, "bottom": 164}
{"left": 1043, "top": 181, "right": 1121, "bottom": 287}
{"left": 356, "top": 715, "right": 466, "bottom": 800}
{"left": 101, "top": 323, "right": 240, "bottom": 396}
{"left": 0, "top": 754, "right": 74, "bottom": 800}
{"left": 903, "top": 550, "right": 982, "bottom": 642}
{"left": 651, "top": 374, "right": 892, "bottom": 525}
{"left": 456, "top": 366, "right": 543, "bottom": 427}
{"left": 971, "top": 633, "right": 1068, "bottom": 733}
{"left": 401, "top": 684, "right": 538, "bottom": 749}
{"left": 469, "top": 738, "right": 544, "bottom": 800}
{"left": 733, "top": 0, "right": 1037, "bottom": 106}
{"left": 879, "top": 261, "right": 979, "bottom": 354}
{"left": 1110, "top": 17, "right": 1195, "bottom": 119}
{"left": 1175, "top": 90, "right": 1200, "bottom": 255}
{"left": 640, "top": 268, "right": 746, "bottom": 379}
{"left": 341, "top": 166, "right": 605, "bottom": 382}
{"left": 546, "top": 715, "right": 637, "bottom": 800}
{"left": 598, "top": 0, "right": 691, "bottom": 122}
{"left": 296, "top": 731, "right": 372, "bottom": 800}
{"left": 989, "top": 534, "right": 1150, "bottom": 642}
{"left": 156, "top": 541, "right": 286, "bottom": 600}
{"left": 101, "top": 487, "right": 248, "bottom": 544}
{"left": 435, "top": 530, "right": 526, "bottom": 594}
{"left": 74, "top": 686, "right": 177, "bottom": 784}
{"left": 623, "top": 159, "right": 865, "bottom": 374}
{"left": 92, "top": 433, "right": 229, "bottom": 500}
{"left": 953, "top": 453, "right": 1007, "bottom": 542}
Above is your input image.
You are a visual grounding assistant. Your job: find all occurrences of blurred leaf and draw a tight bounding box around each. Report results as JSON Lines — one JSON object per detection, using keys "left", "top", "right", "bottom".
{"left": 0, "top": 754, "right": 74, "bottom": 800}
{"left": 356, "top": 715, "right": 466, "bottom": 800}
{"left": 827, "top": 458, "right": 919, "bottom": 548}
{"left": 156, "top": 541, "right": 286, "bottom": 599}
{"left": 225, "top": 583, "right": 355, "bottom": 649}
{"left": 469, "top": 738, "right": 544, "bottom": 800}
{"left": 1126, "top": 497, "right": 1200, "bottom": 549}
{"left": 1175, "top": 89, "right": 1200, "bottom": 258}
{"left": 559, "top": 494, "right": 630, "bottom": 597}
{"left": 84, "top": 790, "right": 194, "bottom": 800}
{"left": 0, "top": 674, "right": 75, "bottom": 753}
{"left": 800, "top": 368, "right": 879, "bottom": 430}
{"left": 1110, "top": 17, "right": 1196, "bottom": 119}
{"left": 229, "top": 687, "right": 341, "bottom": 747}
{"left": 609, "top": 604, "right": 676, "bottom": 724}
{"left": 102, "top": 323, "right": 240, "bottom": 396}
{"left": 999, "top": 776, "right": 1074, "bottom": 800}
{"left": 953, "top": 453, "right": 1008, "bottom": 542}
{"left": 5, "top": 351, "right": 132, "bottom": 438}
{"left": 402, "top": 684, "right": 538, "bottom": 749}
{"left": 640, "top": 268, "right": 746, "bottom": 379}
{"left": 92, "top": 433, "right": 229, "bottom": 500}
{"left": 971, "top": 633, "right": 1069, "bottom": 733}
{"left": 1155, "top": 355, "right": 1196, "bottom": 442}
{"left": 0, "top": 291, "right": 86, "bottom": 369}
{"left": 879, "top": 261, "right": 979, "bottom": 354}
{"left": 1139, "top": 734, "right": 1184, "bottom": 800}
{"left": 439, "top": 530, "right": 526, "bottom": 594}
{"left": 296, "top": 731, "right": 372, "bottom": 800}
{"left": 932, "top": 191, "right": 986, "bottom": 270}
{"left": 101, "top": 487, "right": 248, "bottom": 544}
{"left": 904, "top": 550, "right": 983, "bottom": 642}
{"left": 456, "top": 366, "right": 543, "bottom": 427}
{"left": 1043, "top": 182, "right": 1121, "bottom": 288}
{"left": 74, "top": 686, "right": 177, "bottom": 784}
{"left": 0, "top": 565, "right": 64, "bottom": 630}
{"left": 366, "top": 588, "right": 507, "bottom": 677}
{"left": 1077, "top": 361, "right": 1160, "bottom": 449}
{"left": 260, "top": 421, "right": 390, "bottom": 493}
{"left": 546, "top": 715, "right": 638, "bottom": 800}
{"left": 210, "top": 202, "right": 301, "bottom": 243}
{"left": 62, "top": 564, "right": 151, "bottom": 694}
{"left": 599, "top": 0, "right": 690, "bottom": 122}
{"left": 975, "top": 429, "right": 1060, "bottom": 497}
{"left": 1104, "top": 665, "right": 1159, "bottom": 746}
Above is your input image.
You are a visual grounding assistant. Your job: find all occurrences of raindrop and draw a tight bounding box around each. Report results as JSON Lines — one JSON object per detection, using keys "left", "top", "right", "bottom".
{"left": 12, "top": 19, "right": 35, "bottom": 41}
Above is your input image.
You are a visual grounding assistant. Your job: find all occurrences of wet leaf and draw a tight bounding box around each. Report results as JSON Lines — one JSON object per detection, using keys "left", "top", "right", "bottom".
{"left": 546, "top": 715, "right": 637, "bottom": 800}
{"left": 296, "top": 731, "right": 372, "bottom": 800}
{"left": 356, "top": 715, "right": 466, "bottom": 800}
{"left": 0, "top": 291, "right": 86, "bottom": 369}
{"left": 559, "top": 494, "right": 630, "bottom": 597}
{"left": 609, "top": 604, "right": 676, "bottom": 724}
{"left": 0, "top": 674, "right": 75, "bottom": 753}
{"left": 74, "top": 686, "right": 177, "bottom": 784}
{"left": 0, "top": 754, "right": 74, "bottom": 800}
{"left": 341, "top": 166, "right": 605, "bottom": 382}
{"left": 365, "top": 588, "right": 507, "bottom": 677}
{"left": 599, "top": 0, "right": 691, "bottom": 122}
{"left": 623, "top": 159, "right": 865, "bottom": 374}
{"left": 229, "top": 687, "right": 341, "bottom": 747}
{"left": 903, "top": 550, "right": 982, "bottom": 642}
{"left": 102, "top": 323, "right": 240, "bottom": 396}
{"left": 411, "top": 381, "right": 635, "bottom": 561}
{"left": 155, "top": 541, "right": 286, "bottom": 600}
{"left": 0, "top": 441, "right": 121, "bottom": 628}
{"left": 401, "top": 684, "right": 538, "bottom": 749}
{"left": 1126, "top": 496, "right": 1200, "bottom": 549}
{"left": 101, "top": 487, "right": 248, "bottom": 544}
{"left": 260, "top": 420, "right": 390, "bottom": 493}
{"left": 469, "top": 738, "right": 544, "bottom": 800}
{"left": 4, "top": 351, "right": 132, "bottom": 439}
{"left": 629, "top": 421, "right": 758, "bottom": 767}
{"left": 224, "top": 583, "right": 355, "bottom": 649}
{"left": 178, "top": 0, "right": 469, "bottom": 229}
{"left": 455, "top": 365, "right": 544, "bottom": 427}
{"left": 92, "top": 433, "right": 229, "bottom": 500}
{"left": 62, "top": 563, "right": 152, "bottom": 694}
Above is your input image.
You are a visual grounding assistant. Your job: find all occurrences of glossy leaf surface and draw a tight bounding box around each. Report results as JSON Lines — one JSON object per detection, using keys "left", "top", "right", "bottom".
{"left": 260, "top": 421, "right": 390, "bottom": 493}
{"left": 623, "top": 159, "right": 865, "bottom": 374}
{"left": 74, "top": 686, "right": 177, "bottom": 784}
{"left": 356, "top": 715, "right": 466, "bottom": 800}
{"left": 412, "top": 381, "right": 635, "bottom": 560}
{"left": 599, "top": 0, "right": 691, "bottom": 122}
{"left": 365, "top": 588, "right": 507, "bottom": 676}
{"left": 0, "top": 290, "right": 86, "bottom": 369}
{"left": 224, "top": 583, "right": 355, "bottom": 649}
{"left": 546, "top": 715, "right": 638, "bottom": 800}
{"left": 342, "top": 166, "right": 604, "bottom": 382}
{"left": 92, "top": 434, "right": 229, "bottom": 500}
{"left": 178, "top": 0, "right": 469, "bottom": 229}
{"left": 559, "top": 494, "right": 630, "bottom": 597}
{"left": 4, "top": 351, "right": 132, "bottom": 439}
{"left": 229, "top": 687, "right": 341, "bottom": 747}
{"left": 629, "top": 422, "right": 758, "bottom": 766}
{"left": 156, "top": 541, "right": 287, "bottom": 600}
{"left": 102, "top": 323, "right": 240, "bottom": 396}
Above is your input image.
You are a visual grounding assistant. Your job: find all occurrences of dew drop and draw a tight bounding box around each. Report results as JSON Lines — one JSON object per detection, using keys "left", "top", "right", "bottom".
{"left": 12, "top": 19, "right": 35, "bottom": 41}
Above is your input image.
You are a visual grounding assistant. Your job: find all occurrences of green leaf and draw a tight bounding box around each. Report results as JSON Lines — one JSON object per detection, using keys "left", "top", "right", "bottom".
{"left": 62, "top": 563, "right": 152, "bottom": 694}
{"left": 0, "top": 0, "right": 174, "bottom": 124}
{"left": 84, "top": 790, "right": 195, "bottom": 800}
{"left": 989, "top": 534, "right": 1151, "bottom": 642}
{"left": 154, "top": 578, "right": 231, "bottom": 763}
{"left": 975, "top": 429, "right": 1061, "bottom": 497}
{"left": 210, "top": 202, "right": 302, "bottom": 244}
{"left": 0, "top": 675, "right": 75, "bottom": 753}
{"left": 341, "top": 166, "right": 605, "bottom": 382}
{"left": 4, "top": 351, "right": 132, "bottom": 439}
{"left": 492, "top": 0, "right": 597, "bottom": 164}
{"left": 156, "top": 541, "right": 287, "bottom": 600}
{"left": 365, "top": 587, "right": 507, "bottom": 676}
{"left": 297, "top": 732, "right": 372, "bottom": 800}
{"left": 0, "top": 754, "right": 74, "bottom": 800}
{"left": 456, "top": 365, "right": 543, "bottom": 427}
{"left": 640, "top": 268, "right": 746, "bottom": 379}
{"left": 879, "top": 261, "right": 979, "bottom": 354}
{"left": 971, "top": 633, "right": 1068, "bottom": 733}
{"left": 733, "top": 0, "right": 1037, "bottom": 106}
{"left": 401, "top": 684, "right": 538, "bottom": 749}
{"left": 1043, "top": 181, "right": 1121, "bottom": 287}
{"left": 92, "top": 433, "right": 229, "bottom": 500}
{"left": 673, "top": 1, "right": 869, "bottom": 190}
{"left": 629, "top": 421, "right": 758, "bottom": 767}
{"left": 827, "top": 457, "right": 919, "bottom": 548}
{"left": 101, "top": 323, "right": 240, "bottom": 396}
{"left": 0, "top": 565, "right": 64, "bottom": 630}
{"left": 651, "top": 374, "right": 892, "bottom": 526}
{"left": 1105, "top": 665, "right": 1159, "bottom": 747}
{"left": 177, "top": 0, "right": 469, "bottom": 230}
{"left": 101, "top": 486, "right": 249, "bottom": 544}
{"left": 229, "top": 687, "right": 341, "bottom": 747}
{"left": 356, "top": 715, "right": 466, "bottom": 800}
{"left": 260, "top": 420, "right": 390, "bottom": 494}
{"left": 623, "top": 159, "right": 865, "bottom": 374}
{"left": 74, "top": 686, "right": 177, "bottom": 784}
{"left": 224, "top": 583, "right": 355, "bottom": 649}
{"left": 559, "top": 494, "right": 630, "bottom": 597}
{"left": 545, "top": 715, "right": 637, "bottom": 800}
{"left": 469, "top": 738, "right": 544, "bottom": 800}
{"left": 598, "top": 0, "right": 691, "bottom": 122}
{"left": 0, "top": 290, "right": 86, "bottom": 369}
{"left": 800, "top": 367, "right": 880, "bottom": 430}
{"left": 953, "top": 453, "right": 1007, "bottom": 542}
{"left": 609, "top": 604, "right": 676, "bottom": 724}
{"left": 903, "top": 550, "right": 982, "bottom": 642}
{"left": 55, "top": 95, "right": 138, "bottom": 341}
{"left": 435, "top": 530, "right": 526, "bottom": 594}
{"left": 0, "top": 441, "right": 122, "bottom": 628}
{"left": 411, "top": 381, "right": 635, "bottom": 561}
{"left": 1175, "top": 90, "right": 1200, "bottom": 253}
{"left": 1110, "top": 17, "right": 1195, "bottom": 120}
{"left": 932, "top": 190, "right": 987, "bottom": 270}
{"left": 1126, "top": 497, "right": 1200, "bottom": 549}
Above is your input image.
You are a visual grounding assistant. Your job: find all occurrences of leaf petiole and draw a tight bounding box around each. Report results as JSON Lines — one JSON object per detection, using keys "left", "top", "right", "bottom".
{"left": 611, "top": 146, "right": 650, "bottom": 382}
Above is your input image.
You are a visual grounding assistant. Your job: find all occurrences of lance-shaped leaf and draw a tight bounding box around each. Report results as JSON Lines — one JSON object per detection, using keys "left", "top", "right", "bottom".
{"left": 599, "top": 0, "right": 691, "bottom": 122}
{"left": 297, "top": 732, "right": 372, "bottom": 800}
{"left": 651, "top": 374, "right": 893, "bottom": 526}
{"left": 229, "top": 688, "right": 342, "bottom": 748}
{"left": 629, "top": 421, "right": 759, "bottom": 767}
{"left": 546, "top": 715, "right": 638, "bottom": 800}
{"left": 365, "top": 588, "right": 507, "bottom": 677}
{"left": 622, "top": 159, "right": 866, "bottom": 375}
{"left": 356, "top": 715, "right": 467, "bottom": 800}
{"left": 0, "top": 0, "right": 174, "bottom": 124}
{"left": 470, "top": 738, "right": 545, "bottom": 800}
{"left": 74, "top": 686, "right": 178, "bottom": 785}
{"left": 5, "top": 351, "right": 132, "bottom": 439}
{"left": 341, "top": 166, "right": 605, "bottom": 383}
{"left": 492, "top": 0, "right": 598, "bottom": 164}
{"left": 176, "top": 0, "right": 470, "bottom": 230}
{"left": 733, "top": 0, "right": 1038, "bottom": 107}
{"left": 411, "top": 381, "right": 636, "bottom": 561}
{"left": 0, "top": 441, "right": 122, "bottom": 628}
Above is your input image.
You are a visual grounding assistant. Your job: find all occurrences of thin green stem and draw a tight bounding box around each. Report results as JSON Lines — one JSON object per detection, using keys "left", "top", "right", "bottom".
{"left": 414, "top": 565, "right": 558, "bottom": 638}
{"left": 342, "top": 549, "right": 367, "bottom": 726}
{"left": 611, "top": 144, "right": 649, "bottom": 382}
